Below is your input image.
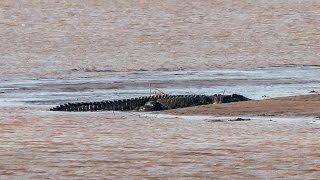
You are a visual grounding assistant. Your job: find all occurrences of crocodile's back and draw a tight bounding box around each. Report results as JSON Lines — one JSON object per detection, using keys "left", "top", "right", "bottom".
{"left": 50, "top": 94, "right": 251, "bottom": 112}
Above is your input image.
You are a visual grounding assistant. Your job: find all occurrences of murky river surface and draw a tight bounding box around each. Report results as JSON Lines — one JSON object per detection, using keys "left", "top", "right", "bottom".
{"left": 1, "top": 67, "right": 320, "bottom": 179}
{"left": 1, "top": 0, "right": 320, "bottom": 179}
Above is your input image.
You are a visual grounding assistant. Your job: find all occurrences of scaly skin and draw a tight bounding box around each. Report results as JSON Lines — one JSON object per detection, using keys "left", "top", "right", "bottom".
{"left": 49, "top": 94, "right": 251, "bottom": 112}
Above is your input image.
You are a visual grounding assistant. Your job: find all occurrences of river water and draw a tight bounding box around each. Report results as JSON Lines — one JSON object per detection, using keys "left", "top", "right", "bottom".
{"left": 0, "top": 66, "right": 319, "bottom": 107}
{"left": 1, "top": 66, "right": 319, "bottom": 179}
{"left": 1, "top": 0, "right": 320, "bottom": 179}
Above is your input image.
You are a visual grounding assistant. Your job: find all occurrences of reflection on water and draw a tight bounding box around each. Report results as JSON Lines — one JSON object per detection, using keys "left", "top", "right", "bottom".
{"left": 0, "top": 67, "right": 319, "bottom": 106}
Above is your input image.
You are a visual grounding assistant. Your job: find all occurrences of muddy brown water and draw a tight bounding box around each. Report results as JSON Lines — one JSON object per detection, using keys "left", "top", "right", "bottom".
{"left": 1, "top": 0, "right": 320, "bottom": 179}
{"left": 1, "top": 0, "right": 319, "bottom": 80}
{"left": 1, "top": 107, "right": 320, "bottom": 179}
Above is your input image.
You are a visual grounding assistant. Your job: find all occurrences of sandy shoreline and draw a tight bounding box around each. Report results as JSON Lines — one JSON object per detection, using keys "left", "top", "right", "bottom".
{"left": 2, "top": 94, "right": 319, "bottom": 117}
{"left": 167, "top": 94, "right": 320, "bottom": 117}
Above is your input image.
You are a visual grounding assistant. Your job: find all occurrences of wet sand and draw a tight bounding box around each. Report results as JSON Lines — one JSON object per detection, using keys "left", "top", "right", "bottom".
{"left": 168, "top": 94, "right": 320, "bottom": 117}
{"left": 1, "top": 0, "right": 320, "bottom": 179}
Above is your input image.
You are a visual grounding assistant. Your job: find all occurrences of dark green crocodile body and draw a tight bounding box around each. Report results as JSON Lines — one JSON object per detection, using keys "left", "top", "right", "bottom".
{"left": 49, "top": 94, "right": 251, "bottom": 112}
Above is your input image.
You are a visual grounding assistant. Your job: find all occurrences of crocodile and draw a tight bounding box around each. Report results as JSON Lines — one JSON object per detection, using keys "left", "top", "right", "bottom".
{"left": 50, "top": 94, "right": 251, "bottom": 112}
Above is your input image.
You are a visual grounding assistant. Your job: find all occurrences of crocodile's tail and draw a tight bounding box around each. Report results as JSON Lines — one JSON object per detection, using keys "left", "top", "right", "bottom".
{"left": 50, "top": 96, "right": 156, "bottom": 111}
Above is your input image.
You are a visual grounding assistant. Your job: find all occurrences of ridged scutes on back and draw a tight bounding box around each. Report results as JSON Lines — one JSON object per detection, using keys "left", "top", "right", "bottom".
{"left": 49, "top": 94, "right": 251, "bottom": 112}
